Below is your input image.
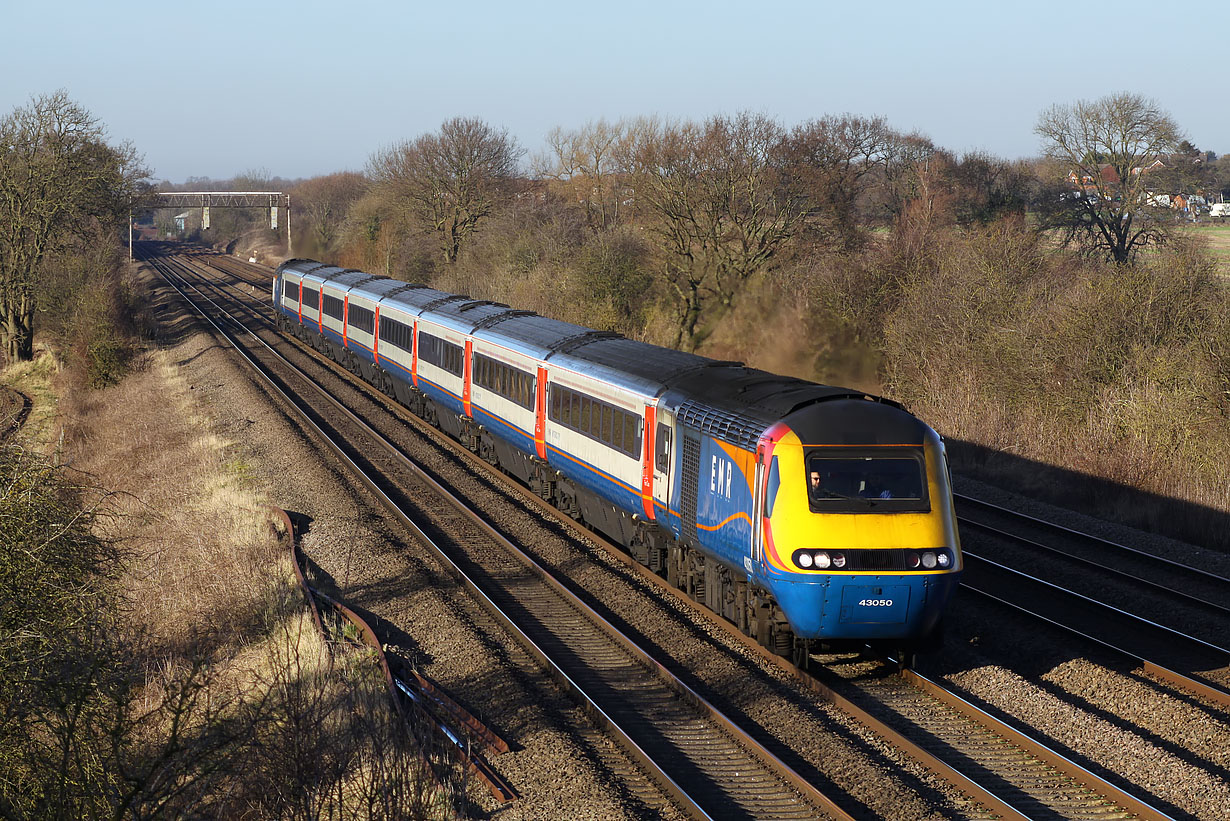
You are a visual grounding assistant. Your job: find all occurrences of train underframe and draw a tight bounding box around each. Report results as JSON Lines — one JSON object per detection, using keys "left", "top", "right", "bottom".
{"left": 279, "top": 312, "right": 929, "bottom": 669}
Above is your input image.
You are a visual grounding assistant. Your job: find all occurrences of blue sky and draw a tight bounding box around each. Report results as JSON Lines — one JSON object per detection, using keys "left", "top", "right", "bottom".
{"left": 4, "top": 1, "right": 1226, "bottom": 183}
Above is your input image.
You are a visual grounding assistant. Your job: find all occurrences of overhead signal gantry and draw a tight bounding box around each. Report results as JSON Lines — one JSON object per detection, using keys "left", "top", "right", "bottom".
{"left": 132, "top": 191, "right": 292, "bottom": 257}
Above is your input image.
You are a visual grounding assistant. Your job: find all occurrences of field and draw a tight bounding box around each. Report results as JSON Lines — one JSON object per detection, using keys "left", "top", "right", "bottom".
{"left": 1187, "top": 221, "right": 1230, "bottom": 278}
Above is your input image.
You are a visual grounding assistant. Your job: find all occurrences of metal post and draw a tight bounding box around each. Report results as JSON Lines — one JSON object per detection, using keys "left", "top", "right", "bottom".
{"left": 128, "top": 214, "right": 133, "bottom": 259}
{"left": 286, "top": 194, "right": 292, "bottom": 257}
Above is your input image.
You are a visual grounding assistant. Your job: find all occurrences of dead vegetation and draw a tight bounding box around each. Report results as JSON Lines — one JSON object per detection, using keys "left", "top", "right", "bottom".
{"left": 873, "top": 220, "right": 1230, "bottom": 546}
{"left": 0, "top": 267, "right": 459, "bottom": 818}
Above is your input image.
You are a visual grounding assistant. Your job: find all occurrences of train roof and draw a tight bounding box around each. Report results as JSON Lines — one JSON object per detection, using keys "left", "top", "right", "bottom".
{"left": 356, "top": 279, "right": 428, "bottom": 299}
{"left": 549, "top": 337, "right": 728, "bottom": 399}
{"left": 471, "top": 312, "right": 595, "bottom": 359}
{"left": 274, "top": 260, "right": 913, "bottom": 446}
{"left": 424, "top": 298, "right": 521, "bottom": 335}
{"left": 379, "top": 284, "right": 462, "bottom": 316}
{"left": 661, "top": 367, "right": 902, "bottom": 451}
{"left": 277, "top": 258, "right": 327, "bottom": 277}
{"left": 318, "top": 270, "right": 379, "bottom": 290}
{"left": 783, "top": 397, "right": 927, "bottom": 446}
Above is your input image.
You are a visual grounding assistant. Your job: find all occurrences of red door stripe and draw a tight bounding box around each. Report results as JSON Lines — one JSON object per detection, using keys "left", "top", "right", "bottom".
{"left": 411, "top": 320, "right": 418, "bottom": 388}
{"left": 641, "top": 404, "right": 656, "bottom": 521}
{"left": 534, "top": 366, "right": 547, "bottom": 459}
{"left": 463, "top": 339, "right": 473, "bottom": 417}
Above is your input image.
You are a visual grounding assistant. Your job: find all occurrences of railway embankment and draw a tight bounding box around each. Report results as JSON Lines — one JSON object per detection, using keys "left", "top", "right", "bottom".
{"left": 0, "top": 262, "right": 465, "bottom": 819}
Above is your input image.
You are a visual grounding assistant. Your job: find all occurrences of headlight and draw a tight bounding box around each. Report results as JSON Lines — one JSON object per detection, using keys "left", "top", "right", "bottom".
{"left": 813, "top": 552, "right": 831, "bottom": 569}
{"left": 921, "top": 551, "right": 937, "bottom": 569}
{"left": 906, "top": 552, "right": 921, "bottom": 569}
{"left": 831, "top": 552, "right": 846, "bottom": 569}
{"left": 797, "top": 552, "right": 813, "bottom": 568}
{"left": 937, "top": 551, "right": 951, "bottom": 568}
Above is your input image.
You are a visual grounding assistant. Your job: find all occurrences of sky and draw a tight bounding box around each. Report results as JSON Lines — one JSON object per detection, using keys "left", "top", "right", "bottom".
{"left": 3, "top": 1, "right": 1226, "bottom": 184}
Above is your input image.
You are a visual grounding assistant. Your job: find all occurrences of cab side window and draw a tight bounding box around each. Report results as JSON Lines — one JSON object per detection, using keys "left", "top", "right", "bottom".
{"left": 764, "top": 456, "right": 781, "bottom": 518}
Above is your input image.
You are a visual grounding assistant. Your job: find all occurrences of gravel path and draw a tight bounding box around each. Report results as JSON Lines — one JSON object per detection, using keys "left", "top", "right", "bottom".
{"left": 0, "top": 384, "right": 28, "bottom": 440}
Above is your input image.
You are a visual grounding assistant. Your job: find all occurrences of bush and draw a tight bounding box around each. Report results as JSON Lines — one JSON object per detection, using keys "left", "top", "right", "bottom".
{"left": 36, "top": 225, "right": 141, "bottom": 390}
{"left": 0, "top": 444, "right": 118, "bottom": 818}
{"left": 879, "top": 217, "right": 1230, "bottom": 541}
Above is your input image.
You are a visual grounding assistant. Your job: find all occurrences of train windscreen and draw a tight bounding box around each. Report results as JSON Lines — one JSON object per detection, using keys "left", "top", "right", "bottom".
{"left": 804, "top": 448, "right": 930, "bottom": 513}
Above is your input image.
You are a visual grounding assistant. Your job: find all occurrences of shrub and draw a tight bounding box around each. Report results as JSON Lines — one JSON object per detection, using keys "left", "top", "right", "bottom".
{"left": 879, "top": 217, "right": 1230, "bottom": 541}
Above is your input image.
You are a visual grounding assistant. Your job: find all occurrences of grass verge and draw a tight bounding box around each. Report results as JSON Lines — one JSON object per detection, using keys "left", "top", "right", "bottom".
{"left": 0, "top": 271, "right": 456, "bottom": 818}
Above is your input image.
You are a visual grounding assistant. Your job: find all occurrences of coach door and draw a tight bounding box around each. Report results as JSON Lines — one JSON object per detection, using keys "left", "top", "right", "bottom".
{"left": 652, "top": 408, "right": 674, "bottom": 522}
{"left": 750, "top": 444, "right": 767, "bottom": 573}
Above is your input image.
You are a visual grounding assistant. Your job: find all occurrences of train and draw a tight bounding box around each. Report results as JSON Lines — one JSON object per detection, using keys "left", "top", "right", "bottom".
{"left": 272, "top": 258, "right": 962, "bottom": 665}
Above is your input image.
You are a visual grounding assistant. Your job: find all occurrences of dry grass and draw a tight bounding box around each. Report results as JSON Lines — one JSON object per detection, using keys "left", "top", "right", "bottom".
{"left": 0, "top": 306, "right": 456, "bottom": 817}
{"left": 1, "top": 349, "right": 65, "bottom": 449}
{"left": 59, "top": 351, "right": 282, "bottom": 652}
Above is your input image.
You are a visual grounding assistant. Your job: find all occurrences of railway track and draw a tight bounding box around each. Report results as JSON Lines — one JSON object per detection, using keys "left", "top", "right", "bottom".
{"left": 954, "top": 494, "right": 1230, "bottom": 703}
{"left": 139, "top": 247, "right": 854, "bottom": 820}
{"left": 142, "top": 245, "right": 1222, "bottom": 819}
{"left": 957, "top": 494, "right": 1230, "bottom": 618}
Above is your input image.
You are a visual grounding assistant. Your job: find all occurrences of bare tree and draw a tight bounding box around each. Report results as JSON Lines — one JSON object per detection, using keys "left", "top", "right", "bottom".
{"left": 943, "top": 151, "right": 1033, "bottom": 226}
{"left": 779, "top": 114, "right": 900, "bottom": 248}
{"left": 1035, "top": 92, "right": 1182, "bottom": 263}
{"left": 292, "top": 172, "right": 369, "bottom": 258}
{"left": 865, "top": 131, "right": 938, "bottom": 223}
{"left": 623, "top": 112, "right": 807, "bottom": 350}
{"left": 368, "top": 117, "right": 522, "bottom": 265}
{"left": 536, "top": 120, "right": 630, "bottom": 231}
{"left": 1147, "top": 140, "right": 1216, "bottom": 199}
{"left": 0, "top": 92, "right": 149, "bottom": 362}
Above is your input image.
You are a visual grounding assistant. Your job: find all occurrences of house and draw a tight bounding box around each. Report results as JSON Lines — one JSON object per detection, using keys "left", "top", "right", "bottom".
{"left": 1132, "top": 159, "right": 1166, "bottom": 176}
{"left": 1066, "top": 163, "right": 1121, "bottom": 192}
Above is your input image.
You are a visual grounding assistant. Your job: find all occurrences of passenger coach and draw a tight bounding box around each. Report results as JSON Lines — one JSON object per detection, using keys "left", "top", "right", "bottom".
{"left": 273, "top": 259, "right": 962, "bottom": 664}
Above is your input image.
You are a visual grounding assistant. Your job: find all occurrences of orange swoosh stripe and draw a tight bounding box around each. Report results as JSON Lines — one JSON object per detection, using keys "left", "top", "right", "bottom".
{"left": 695, "top": 511, "right": 752, "bottom": 531}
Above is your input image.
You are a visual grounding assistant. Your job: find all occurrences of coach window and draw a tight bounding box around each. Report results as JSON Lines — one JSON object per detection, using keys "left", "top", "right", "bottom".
{"left": 624, "top": 415, "right": 640, "bottom": 457}
{"left": 577, "top": 397, "right": 589, "bottom": 435}
{"left": 349, "top": 305, "right": 374, "bottom": 334}
{"left": 600, "top": 405, "right": 612, "bottom": 442}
